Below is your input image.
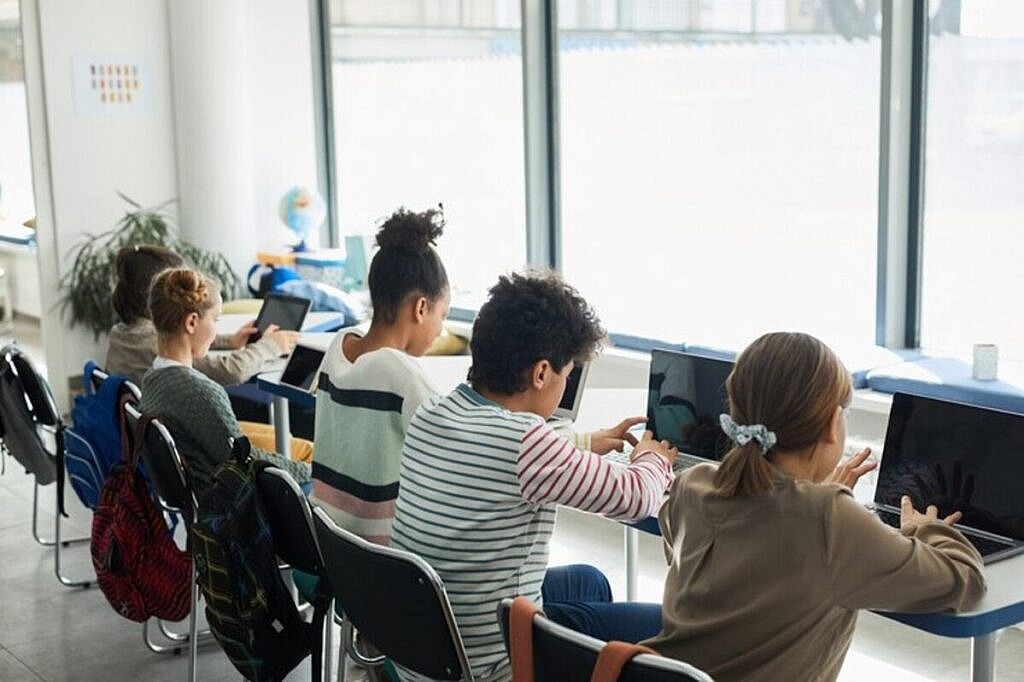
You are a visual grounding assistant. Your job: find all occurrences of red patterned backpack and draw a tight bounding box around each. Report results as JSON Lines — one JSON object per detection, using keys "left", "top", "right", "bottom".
{"left": 90, "top": 397, "right": 191, "bottom": 622}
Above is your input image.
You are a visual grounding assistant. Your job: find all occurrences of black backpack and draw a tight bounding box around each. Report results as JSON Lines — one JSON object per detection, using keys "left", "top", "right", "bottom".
{"left": 190, "top": 437, "right": 311, "bottom": 681}
{"left": 0, "top": 346, "right": 58, "bottom": 486}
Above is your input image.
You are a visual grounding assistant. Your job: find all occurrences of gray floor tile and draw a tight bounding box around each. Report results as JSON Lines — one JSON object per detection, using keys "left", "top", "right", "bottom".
{"left": 0, "top": 648, "right": 42, "bottom": 681}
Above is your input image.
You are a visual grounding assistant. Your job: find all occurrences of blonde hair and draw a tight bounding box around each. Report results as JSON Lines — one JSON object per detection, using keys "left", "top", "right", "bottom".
{"left": 148, "top": 267, "right": 219, "bottom": 337}
{"left": 713, "top": 332, "right": 852, "bottom": 498}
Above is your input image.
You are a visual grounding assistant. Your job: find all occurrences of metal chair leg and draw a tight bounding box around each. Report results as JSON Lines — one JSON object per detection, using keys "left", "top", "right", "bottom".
{"left": 143, "top": 620, "right": 185, "bottom": 655}
{"left": 53, "top": 491, "right": 94, "bottom": 588}
{"left": 323, "top": 604, "right": 334, "bottom": 682}
{"left": 32, "top": 481, "right": 55, "bottom": 546}
{"left": 188, "top": 558, "right": 199, "bottom": 682}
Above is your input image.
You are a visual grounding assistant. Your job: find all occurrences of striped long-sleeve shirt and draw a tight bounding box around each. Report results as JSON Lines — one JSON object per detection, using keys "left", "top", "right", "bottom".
{"left": 392, "top": 383, "right": 673, "bottom": 681}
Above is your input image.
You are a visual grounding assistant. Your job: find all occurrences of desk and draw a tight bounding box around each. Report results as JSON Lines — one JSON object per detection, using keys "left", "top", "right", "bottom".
{"left": 215, "top": 311, "right": 346, "bottom": 336}
{"left": 874, "top": 554, "right": 1024, "bottom": 682}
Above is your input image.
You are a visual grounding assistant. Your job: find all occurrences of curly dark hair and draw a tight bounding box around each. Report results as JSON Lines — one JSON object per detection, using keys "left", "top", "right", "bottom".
{"left": 368, "top": 206, "right": 449, "bottom": 324}
{"left": 468, "top": 272, "right": 605, "bottom": 395}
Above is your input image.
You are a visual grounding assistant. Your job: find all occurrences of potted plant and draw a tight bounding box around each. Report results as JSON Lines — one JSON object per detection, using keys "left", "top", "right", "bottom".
{"left": 60, "top": 192, "right": 242, "bottom": 339}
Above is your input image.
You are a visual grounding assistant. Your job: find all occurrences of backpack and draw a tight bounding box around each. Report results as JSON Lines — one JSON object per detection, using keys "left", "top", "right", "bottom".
{"left": 90, "top": 400, "right": 191, "bottom": 622}
{"left": 0, "top": 345, "right": 57, "bottom": 486}
{"left": 67, "top": 362, "right": 132, "bottom": 510}
{"left": 191, "top": 437, "right": 311, "bottom": 681}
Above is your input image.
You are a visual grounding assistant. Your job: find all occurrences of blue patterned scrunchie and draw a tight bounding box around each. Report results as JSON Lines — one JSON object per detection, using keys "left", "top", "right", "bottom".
{"left": 719, "top": 414, "right": 777, "bottom": 455}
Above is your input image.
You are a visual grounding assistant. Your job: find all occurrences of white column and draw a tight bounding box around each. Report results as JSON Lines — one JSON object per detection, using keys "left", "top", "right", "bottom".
{"left": 168, "top": 0, "right": 255, "bottom": 281}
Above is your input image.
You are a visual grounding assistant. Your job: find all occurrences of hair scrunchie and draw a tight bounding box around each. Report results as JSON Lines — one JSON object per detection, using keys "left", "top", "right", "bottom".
{"left": 720, "top": 414, "right": 777, "bottom": 455}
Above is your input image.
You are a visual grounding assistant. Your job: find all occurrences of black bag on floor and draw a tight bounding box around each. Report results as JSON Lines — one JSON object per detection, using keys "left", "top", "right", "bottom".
{"left": 0, "top": 346, "right": 57, "bottom": 485}
{"left": 190, "top": 437, "right": 311, "bottom": 682}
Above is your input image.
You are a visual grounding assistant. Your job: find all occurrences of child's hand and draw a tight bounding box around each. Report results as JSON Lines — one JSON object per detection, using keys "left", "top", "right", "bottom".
{"left": 899, "top": 495, "right": 963, "bottom": 530}
{"left": 230, "top": 319, "right": 258, "bottom": 349}
{"left": 633, "top": 430, "right": 678, "bottom": 467}
{"left": 263, "top": 325, "right": 299, "bottom": 355}
{"left": 590, "top": 417, "right": 646, "bottom": 455}
{"left": 823, "top": 447, "right": 876, "bottom": 488}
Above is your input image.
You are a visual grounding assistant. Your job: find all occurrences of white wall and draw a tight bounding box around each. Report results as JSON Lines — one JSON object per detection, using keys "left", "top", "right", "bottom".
{"left": 21, "top": 0, "right": 318, "bottom": 407}
{"left": 22, "top": 0, "right": 178, "bottom": 407}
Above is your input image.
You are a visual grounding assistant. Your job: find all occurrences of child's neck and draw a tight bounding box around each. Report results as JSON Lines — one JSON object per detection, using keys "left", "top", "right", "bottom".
{"left": 476, "top": 386, "right": 542, "bottom": 417}
{"left": 772, "top": 447, "right": 825, "bottom": 483}
{"left": 343, "top": 322, "right": 412, "bottom": 362}
{"left": 155, "top": 335, "right": 193, "bottom": 367}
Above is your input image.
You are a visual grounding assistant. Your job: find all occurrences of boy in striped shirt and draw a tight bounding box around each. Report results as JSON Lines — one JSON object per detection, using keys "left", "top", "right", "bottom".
{"left": 392, "top": 273, "right": 677, "bottom": 681}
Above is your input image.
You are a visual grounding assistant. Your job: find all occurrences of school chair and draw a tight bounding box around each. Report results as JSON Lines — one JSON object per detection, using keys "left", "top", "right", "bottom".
{"left": 312, "top": 506, "right": 474, "bottom": 681}
{"left": 124, "top": 402, "right": 206, "bottom": 681}
{"left": 0, "top": 343, "right": 93, "bottom": 587}
{"left": 255, "top": 466, "right": 333, "bottom": 682}
{"left": 496, "top": 598, "right": 713, "bottom": 682}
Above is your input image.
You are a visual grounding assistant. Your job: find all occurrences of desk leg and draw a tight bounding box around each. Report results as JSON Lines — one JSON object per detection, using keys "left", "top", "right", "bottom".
{"left": 970, "top": 632, "right": 996, "bottom": 682}
{"left": 271, "top": 395, "right": 291, "bottom": 459}
{"left": 625, "top": 526, "right": 639, "bottom": 602}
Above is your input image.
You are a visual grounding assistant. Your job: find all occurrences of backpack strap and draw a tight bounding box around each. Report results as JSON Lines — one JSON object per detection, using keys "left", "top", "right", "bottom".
{"left": 590, "top": 641, "right": 659, "bottom": 682}
{"left": 509, "top": 596, "right": 542, "bottom": 682}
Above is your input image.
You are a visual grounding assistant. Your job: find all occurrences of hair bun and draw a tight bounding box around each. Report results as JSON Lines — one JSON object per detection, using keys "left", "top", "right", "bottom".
{"left": 375, "top": 206, "right": 445, "bottom": 254}
{"left": 164, "top": 268, "right": 207, "bottom": 306}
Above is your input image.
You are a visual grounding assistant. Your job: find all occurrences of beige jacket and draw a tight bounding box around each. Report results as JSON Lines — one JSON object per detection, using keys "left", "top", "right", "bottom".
{"left": 642, "top": 463, "right": 986, "bottom": 682}
{"left": 105, "top": 318, "right": 282, "bottom": 386}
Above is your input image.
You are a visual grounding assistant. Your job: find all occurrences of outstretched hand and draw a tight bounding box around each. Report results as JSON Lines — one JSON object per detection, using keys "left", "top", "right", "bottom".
{"left": 823, "top": 447, "right": 876, "bottom": 488}
{"left": 590, "top": 417, "right": 646, "bottom": 455}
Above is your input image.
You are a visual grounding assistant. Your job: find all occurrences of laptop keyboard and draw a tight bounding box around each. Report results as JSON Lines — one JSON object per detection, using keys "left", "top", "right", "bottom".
{"left": 875, "top": 508, "right": 1013, "bottom": 557}
{"left": 604, "top": 450, "right": 706, "bottom": 475}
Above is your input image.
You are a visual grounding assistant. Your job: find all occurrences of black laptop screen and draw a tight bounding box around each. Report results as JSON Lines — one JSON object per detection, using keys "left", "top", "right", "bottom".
{"left": 647, "top": 349, "right": 734, "bottom": 461}
{"left": 875, "top": 392, "right": 1024, "bottom": 541}
{"left": 558, "top": 364, "right": 585, "bottom": 412}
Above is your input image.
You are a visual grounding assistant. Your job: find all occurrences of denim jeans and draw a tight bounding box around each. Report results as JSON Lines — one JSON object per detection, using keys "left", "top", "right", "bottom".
{"left": 540, "top": 564, "right": 663, "bottom": 643}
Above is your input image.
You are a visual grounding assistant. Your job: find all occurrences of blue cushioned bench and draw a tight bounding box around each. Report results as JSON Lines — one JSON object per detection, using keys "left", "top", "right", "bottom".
{"left": 866, "top": 357, "right": 1024, "bottom": 415}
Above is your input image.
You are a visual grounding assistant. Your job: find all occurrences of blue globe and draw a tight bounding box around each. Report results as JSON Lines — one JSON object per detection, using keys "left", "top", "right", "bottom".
{"left": 278, "top": 186, "right": 326, "bottom": 252}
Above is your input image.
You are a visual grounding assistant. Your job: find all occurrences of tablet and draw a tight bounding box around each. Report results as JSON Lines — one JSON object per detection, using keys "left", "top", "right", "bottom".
{"left": 250, "top": 293, "right": 312, "bottom": 343}
{"left": 279, "top": 343, "right": 327, "bottom": 393}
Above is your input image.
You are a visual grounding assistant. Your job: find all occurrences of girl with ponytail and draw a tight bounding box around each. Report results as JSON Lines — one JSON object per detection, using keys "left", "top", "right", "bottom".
{"left": 642, "top": 332, "right": 986, "bottom": 681}
{"left": 310, "top": 206, "right": 450, "bottom": 544}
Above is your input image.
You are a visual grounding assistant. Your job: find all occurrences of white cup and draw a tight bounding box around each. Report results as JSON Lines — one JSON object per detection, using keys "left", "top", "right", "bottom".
{"left": 973, "top": 344, "right": 998, "bottom": 381}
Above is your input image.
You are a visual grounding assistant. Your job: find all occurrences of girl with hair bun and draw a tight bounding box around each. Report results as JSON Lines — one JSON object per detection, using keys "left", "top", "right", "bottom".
{"left": 105, "top": 244, "right": 299, "bottom": 386}
{"left": 310, "top": 206, "right": 450, "bottom": 544}
{"left": 139, "top": 267, "right": 311, "bottom": 492}
{"left": 642, "top": 332, "right": 986, "bottom": 681}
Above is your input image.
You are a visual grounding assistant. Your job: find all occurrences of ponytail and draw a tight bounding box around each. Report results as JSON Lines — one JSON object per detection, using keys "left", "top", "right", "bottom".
{"left": 713, "top": 443, "right": 775, "bottom": 498}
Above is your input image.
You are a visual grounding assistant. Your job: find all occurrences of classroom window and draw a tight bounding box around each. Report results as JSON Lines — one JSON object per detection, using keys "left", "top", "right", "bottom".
{"left": 919, "top": 3, "right": 1024, "bottom": 360}
{"left": 0, "top": 6, "right": 35, "bottom": 229}
{"left": 327, "top": 0, "right": 527, "bottom": 297}
{"left": 556, "top": 0, "right": 881, "bottom": 350}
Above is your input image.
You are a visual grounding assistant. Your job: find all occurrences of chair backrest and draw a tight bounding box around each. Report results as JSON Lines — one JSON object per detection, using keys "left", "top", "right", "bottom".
{"left": 123, "top": 403, "right": 192, "bottom": 516}
{"left": 256, "top": 466, "right": 322, "bottom": 575}
{"left": 496, "top": 599, "right": 713, "bottom": 682}
{"left": 311, "top": 506, "right": 474, "bottom": 681}
{"left": 89, "top": 365, "right": 141, "bottom": 402}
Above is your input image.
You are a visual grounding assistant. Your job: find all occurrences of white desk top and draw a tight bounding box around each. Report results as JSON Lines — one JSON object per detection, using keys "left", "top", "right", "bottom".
{"left": 215, "top": 311, "right": 344, "bottom": 336}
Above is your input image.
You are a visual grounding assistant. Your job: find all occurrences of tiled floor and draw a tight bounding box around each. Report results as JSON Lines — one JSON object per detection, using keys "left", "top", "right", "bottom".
{"left": 2, "top": 317, "right": 1023, "bottom": 681}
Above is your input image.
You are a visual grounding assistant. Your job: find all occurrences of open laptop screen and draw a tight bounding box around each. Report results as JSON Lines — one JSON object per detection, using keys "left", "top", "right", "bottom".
{"left": 875, "top": 392, "right": 1024, "bottom": 542}
{"left": 648, "top": 349, "right": 734, "bottom": 461}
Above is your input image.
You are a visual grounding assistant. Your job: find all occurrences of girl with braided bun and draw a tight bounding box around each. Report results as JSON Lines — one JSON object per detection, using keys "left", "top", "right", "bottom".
{"left": 642, "top": 331, "right": 986, "bottom": 682}
{"left": 139, "top": 267, "right": 311, "bottom": 492}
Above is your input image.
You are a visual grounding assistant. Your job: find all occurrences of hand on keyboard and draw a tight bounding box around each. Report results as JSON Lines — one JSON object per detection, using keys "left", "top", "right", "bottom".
{"left": 633, "top": 430, "right": 678, "bottom": 468}
{"left": 898, "top": 494, "right": 963, "bottom": 531}
{"left": 590, "top": 416, "right": 647, "bottom": 455}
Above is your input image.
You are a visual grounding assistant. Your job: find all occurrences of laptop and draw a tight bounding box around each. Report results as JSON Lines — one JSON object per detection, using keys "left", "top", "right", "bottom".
{"left": 249, "top": 292, "right": 312, "bottom": 344}
{"left": 872, "top": 392, "right": 1024, "bottom": 564}
{"left": 548, "top": 363, "right": 591, "bottom": 429}
{"left": 278, "top": 343, "right": 327, "bottom": 393}
{"left": 607, "top": 349, "right": 734, "bottom": 473}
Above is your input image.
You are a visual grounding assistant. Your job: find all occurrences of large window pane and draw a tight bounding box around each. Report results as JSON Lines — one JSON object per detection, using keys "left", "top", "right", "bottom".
{"left": 921, "top": 4, "right": 1024, "bottom": 360}
{"left": 0, "top": 2, "right": 35, "bottom": 228}
{"left": 328, "top": 0, "right": 526, "bottom": 297}
{"left": 558, "top": 0, "right": 880, "bottom": 351}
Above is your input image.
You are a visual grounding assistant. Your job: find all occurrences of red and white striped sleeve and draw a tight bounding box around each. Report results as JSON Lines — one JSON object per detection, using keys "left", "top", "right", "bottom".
{"left": 516, "top": 422, "right": 673, "bottom": 522}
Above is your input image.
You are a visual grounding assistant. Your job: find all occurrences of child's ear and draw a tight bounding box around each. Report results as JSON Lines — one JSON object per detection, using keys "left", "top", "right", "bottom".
{"left": 411, "top": 296, "right": 429, "bottom": 322}
{"left": 825, "top": 405, "right": 843, "bottom": 444}
{"left": 530, "top": 359, "right": 552, "bottom": 390}
{"left": 183, "top": 311, "right": 199, "bottom": 335}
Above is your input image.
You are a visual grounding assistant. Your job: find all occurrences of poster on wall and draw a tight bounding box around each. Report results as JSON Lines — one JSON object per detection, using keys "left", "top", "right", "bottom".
{"left": 72, "top": 55, "right": 154, "bottom": 116}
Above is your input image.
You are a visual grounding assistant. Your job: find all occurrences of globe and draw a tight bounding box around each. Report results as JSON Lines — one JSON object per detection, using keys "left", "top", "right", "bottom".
{"left": 278, "top": 186, "right": 326, "bottom": 252}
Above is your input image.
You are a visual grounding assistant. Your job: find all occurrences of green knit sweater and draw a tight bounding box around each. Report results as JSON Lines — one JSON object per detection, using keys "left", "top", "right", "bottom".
{"left": 140, "top": 365, "right": 311, "bottom": 491}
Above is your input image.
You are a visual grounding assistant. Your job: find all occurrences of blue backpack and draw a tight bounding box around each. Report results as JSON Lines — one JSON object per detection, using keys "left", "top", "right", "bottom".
{"left": 67, "top": 362, "right": 132, "bottom": 510}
